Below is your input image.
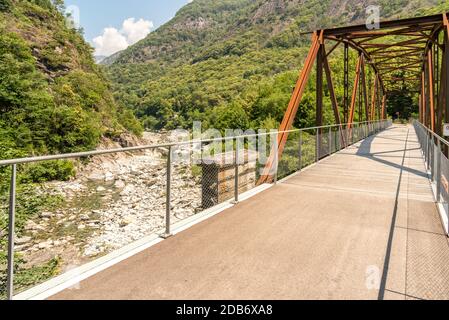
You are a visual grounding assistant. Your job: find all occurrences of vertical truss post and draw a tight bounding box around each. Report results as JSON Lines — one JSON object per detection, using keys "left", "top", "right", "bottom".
{"left": 377, "top": 75, "right": 382, "bottom": 121}
{"left": 437, "top": 31, "right": 445, "bottom": 138}
{"left": 381, "top": 95, "right": 387, "bottom": 120}
{"left": 348, "top": 54, "right": 363, "bottom": 128}
{"left": 428, "top": 48, "right": 436, "bottom": 132}
{"left": 316, "top": 41, "right": 324, "bottom": 158}
{"left": 358, "top": 68, "right": 362, "bottom": 123}
{"left": 360, "top": 57, "right": 370, "bottom": 124}
{"left": 444, "top": 13, "right": 449, "bottom": 155}
{"left": 419, "top": 93, "right": 422, "bottom": 123}
{"left": 422, "top": 70, "right": 426, "bottom": 125}
{"left": 323, "top": 44, "right": 345, "bottom": 146}
{"left": 370, "top": 74, "right": 378, "bottom": 121}
{"left": 344, "top": 43, "right": 349, "bottom": 123}
{"left": 425, "top": 62, "right": 431, "bottom": 128}
{"left": 436, "top": 37, "right": 440, "bottom": 110}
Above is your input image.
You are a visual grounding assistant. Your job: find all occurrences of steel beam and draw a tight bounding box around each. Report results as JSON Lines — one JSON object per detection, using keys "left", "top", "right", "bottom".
{"left": 344, "top": 43, "right": 349, "bottom": 123}
{"left": 348, "top": 54, "right": 363, "bottom": 128}
{"left": 381, "top": 95, "right": 387, "bottom": 120}
{"left": 370, "top": 74, "right": 378, "bottom": 120}
{"left": 360, "top": 57, "right": 370, "bottom": 122}
{"left": 258, "top": 32, "right": 322, "bottom": 184}
{"left": 323, "top": 45, "right": 346, "bottom": 145}
{"left": 444, "top": 14, "right": 449, "bottom": 125}
{"left": 316, "top": 42, "right": 324, "bottom": 160}
{"left": 323, "top": 14, "right": 443, "bottom": 36}
{"left": 428, "top": 48, "right": 436, "bottom": 132}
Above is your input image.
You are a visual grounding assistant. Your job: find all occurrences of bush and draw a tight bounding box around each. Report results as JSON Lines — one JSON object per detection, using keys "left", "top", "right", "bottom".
{"left": 0, "top": 0, "right": 12, "bottom": 11}
{"left": 20, "top": 160, "right": 75, "bottom": 183}
{"left": 118, "top": 109, "right": 143, "bottom": 136}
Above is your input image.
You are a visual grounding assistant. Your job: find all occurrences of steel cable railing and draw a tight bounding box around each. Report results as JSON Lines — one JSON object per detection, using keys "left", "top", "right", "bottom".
{"left": 0, "top": 119, "right": 391, "bottom": 300}
{"left": 413, "top": 120, "right": 449, "bottom": 237}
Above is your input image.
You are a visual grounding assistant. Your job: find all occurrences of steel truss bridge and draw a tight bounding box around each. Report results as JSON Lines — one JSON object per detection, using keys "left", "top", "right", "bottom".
{"left": 1, "top": 13, "right": 449, "bottom": 300}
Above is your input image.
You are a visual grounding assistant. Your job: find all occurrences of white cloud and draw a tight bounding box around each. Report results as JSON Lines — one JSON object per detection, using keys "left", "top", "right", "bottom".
{"left": 93, "top": 27, "right": 128, "bottom": 57}
{"left": 122, "top": 18, "right": 154, "bottom": 45}
{"left": 93, "top": 18, "right": 153, "bottom": 57}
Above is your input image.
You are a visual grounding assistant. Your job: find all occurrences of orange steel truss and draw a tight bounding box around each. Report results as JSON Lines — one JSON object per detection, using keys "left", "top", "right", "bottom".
{"left": 258, "top": 13, "right": 449, "bottom": 185}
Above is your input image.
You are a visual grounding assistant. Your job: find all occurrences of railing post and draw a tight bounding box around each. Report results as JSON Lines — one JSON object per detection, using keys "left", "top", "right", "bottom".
{"left": 163, "top": 146, "right": 172, "bottom": 239}
{"left": 274, "top": 132, "right": 279, "bottom": 184}
{"left": 338, "top": 126, "right": 342, "bottom": 150}
{"left": 298, "top": 131, "right": 302, "bottom": 170}
{"left": 328, "top": 127, "right": 332, "bottom": 155}
{"left": 431, "top": 136, "right": 435, "bottom": 181}
{"left": 316, "top": 128, "right": 320, "bottom": 162}
{"left": 7, "top": 164, "right": 17, "bottom": 300}
{"left": 234, "top": 138, "right": 239, "bottom": 203}
{"left": 427, "top": 132, "right": 431, "bottom": 171}
{"left": 437, "top": 139, "right": 442, "bottom": 202}
{"left": 353, "top": 124, "right": 356, "bottom": 143}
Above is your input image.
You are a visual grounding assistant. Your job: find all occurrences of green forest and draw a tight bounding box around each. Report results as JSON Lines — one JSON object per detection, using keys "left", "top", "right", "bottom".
{"left": 1, "top": 0, "right": 448, "bottom": 162}
{"left": 0, "top": 0, "right": 142, "bottom": 164}
{"left": 106, "top": 0, "right": 449, "bottom": 133}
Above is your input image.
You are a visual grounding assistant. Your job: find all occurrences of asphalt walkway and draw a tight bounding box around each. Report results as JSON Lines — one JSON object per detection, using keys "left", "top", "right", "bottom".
{"left": 51, "top": 125, "right": 449, "bottom": 300}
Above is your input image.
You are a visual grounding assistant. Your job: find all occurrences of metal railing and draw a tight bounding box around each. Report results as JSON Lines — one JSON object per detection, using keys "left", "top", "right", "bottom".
{"left": 413, "top": 120, "right": 449, "bottom": 235}
{"left": 0, "top": 119, "right": 391, "bottom": 300}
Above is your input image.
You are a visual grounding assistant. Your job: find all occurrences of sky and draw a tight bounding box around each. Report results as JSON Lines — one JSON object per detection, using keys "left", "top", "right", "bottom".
{"left": 64, "top": 0, "right": 192, "bottom": 56}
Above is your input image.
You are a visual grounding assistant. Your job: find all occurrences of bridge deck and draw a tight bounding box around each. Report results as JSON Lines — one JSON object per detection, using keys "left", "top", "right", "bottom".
{"left": 51, "top": 125, "right": 449, "bottom": 300}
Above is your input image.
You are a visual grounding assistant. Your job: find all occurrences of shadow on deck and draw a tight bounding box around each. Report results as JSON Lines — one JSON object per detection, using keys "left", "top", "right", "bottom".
{"left": 48, "top": 125, "right": 449, "bottom": 300}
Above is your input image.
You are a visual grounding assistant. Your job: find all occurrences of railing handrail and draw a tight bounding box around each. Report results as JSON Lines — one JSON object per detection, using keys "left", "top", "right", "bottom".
{"left": 0, "top": 120, "right": 386, "bottom": 167}
{"left": 2, "top": 119, "right": 391, "bottom": 300}
{"left": 414, "top": 120, "right": 449, "bottom": 148}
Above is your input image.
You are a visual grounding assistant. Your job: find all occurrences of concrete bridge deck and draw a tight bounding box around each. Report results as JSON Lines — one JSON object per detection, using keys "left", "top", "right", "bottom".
{"left": 51, "top": 125, "right": 449, "bottom": 300}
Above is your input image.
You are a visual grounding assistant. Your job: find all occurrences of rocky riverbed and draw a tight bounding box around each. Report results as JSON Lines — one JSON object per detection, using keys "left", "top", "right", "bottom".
{"left": 15, "top": 132, "right": 202, "bottom": 270}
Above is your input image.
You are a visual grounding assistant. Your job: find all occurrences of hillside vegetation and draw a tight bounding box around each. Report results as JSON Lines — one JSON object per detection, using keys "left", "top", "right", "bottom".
{"left": 0, "top": 0, "right": 142, "bottom": 164}
{"left": 0, "top": 1, "right": 143, "bottom": 294}
{"left": 106, "top": 0, "right": 449, "bottom": 132}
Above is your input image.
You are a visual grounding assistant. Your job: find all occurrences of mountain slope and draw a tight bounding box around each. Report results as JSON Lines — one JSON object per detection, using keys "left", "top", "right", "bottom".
{"left": 106, "top": 0, "right": 449, "bottom": 131}
{"left": 0, "top": 0, "right": 142, "bottom": 161}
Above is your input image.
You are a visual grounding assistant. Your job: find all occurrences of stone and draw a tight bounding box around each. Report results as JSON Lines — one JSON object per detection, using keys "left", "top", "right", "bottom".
{"left": 15, "top": 236, "right": 32, "bottom": 245}
{"left": 96, "top": 186, "right": 106, "bottom": 192}
{"left": 25, "top": 220, "right": 39, "bottom": 231}
{"left": 114, "top": 180, "right": 126, "bottom": 189}
{"left": 79, "top": 214, "right": 90, "bottom": 221}
{"left": 87, "top": 172, "right": 104, "bottom": 181}
{"left": 104, "top": 172, "right": 115, "bottom": 182}
{"left": 38, "top": 241, "right": 52, "bottom": 249}
{"left": 40, "top": 211, "right": 53, "bottom": 218}
{"left": 120, "top": 184, "right": 135, "bottom": 196}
